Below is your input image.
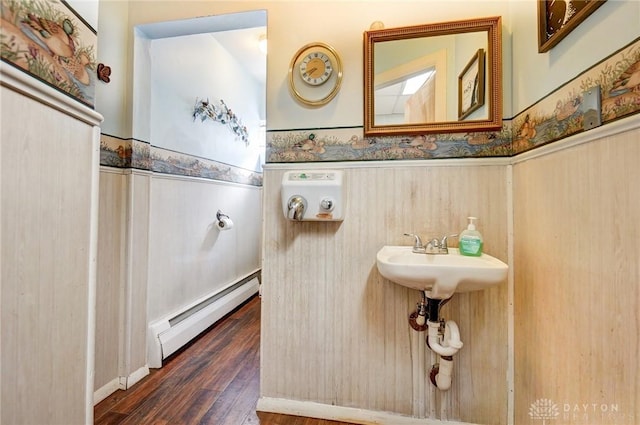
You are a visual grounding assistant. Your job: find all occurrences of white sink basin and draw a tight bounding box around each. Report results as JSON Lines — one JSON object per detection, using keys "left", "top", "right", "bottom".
{"left": 376, "top": 246, "right": 508, "bottom": 299}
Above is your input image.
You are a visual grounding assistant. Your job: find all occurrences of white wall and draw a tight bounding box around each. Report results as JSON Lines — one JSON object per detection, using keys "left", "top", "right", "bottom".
{"left": 96, "top": 0, "right": 131, "bottom": 137}
{"left": 133, "top": 31, "right": 153, "bottom": 142}
{"left": 149, "top": 32, "right": 263, "bottom": 171}
{"left": 67, "top": 0, "right": 99, "bottom": 29}
{"left": 147, "top": 175, "right": 262, "bottom": 322}
{"left": 509, "top": 0, "right": 640, "bottom": 112}
{"left": 453, "top": 31, "right": 489, "bottom": 120}
{"left": 265, "top": 1, "right": 512, "bottom": 128}
{"left": 95, "top": 1, "right": 512, "bottom": 133}
{"left": 99, "top": 1, "right": 639, "bottom": 132}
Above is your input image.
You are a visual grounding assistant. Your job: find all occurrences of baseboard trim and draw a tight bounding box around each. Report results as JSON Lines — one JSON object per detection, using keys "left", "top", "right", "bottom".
{"left": 93, "top": 365, "right": 150, "bottom": 405}
{"left": 122, "top": 365, "right": 150, "bottom": 389}
{"left": 256, "top": 397, "right": 474, "bottom": 425}
{"left": 93, "top": 378, "right": 121, "bottom": 405}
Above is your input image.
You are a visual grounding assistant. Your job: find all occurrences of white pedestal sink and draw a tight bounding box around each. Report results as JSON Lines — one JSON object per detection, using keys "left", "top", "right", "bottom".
{"left": 376, "top": 246, "right": 508, "bottom": 299}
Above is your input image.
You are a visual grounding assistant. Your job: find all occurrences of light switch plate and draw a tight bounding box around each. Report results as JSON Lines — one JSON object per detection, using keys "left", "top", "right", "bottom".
{"left": 582, "top": 86, "right": 602, "bottom": 130}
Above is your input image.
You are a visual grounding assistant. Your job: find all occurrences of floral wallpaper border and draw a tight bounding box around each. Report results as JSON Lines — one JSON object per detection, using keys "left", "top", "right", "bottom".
{"left": 266, "top": 36, "right": 640, "bottom": 163}
{"left": 512, "top": 37, "right": 640, "bottom": 154}
{"left": 266, "top": 125, "right": 512, "bottom": 163}
{"left": 100, "top": 135, "right": 263, "bottom": 187}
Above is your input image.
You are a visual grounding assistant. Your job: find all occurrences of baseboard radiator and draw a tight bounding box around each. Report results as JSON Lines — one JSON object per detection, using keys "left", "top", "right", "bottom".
{"left": 147, "top": 270, "right": 260, "bottom": 368}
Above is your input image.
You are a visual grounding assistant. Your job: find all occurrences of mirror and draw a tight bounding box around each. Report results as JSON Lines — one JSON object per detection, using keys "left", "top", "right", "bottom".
{"left": 364, "top": 16, "right": 502, "bottom": 136}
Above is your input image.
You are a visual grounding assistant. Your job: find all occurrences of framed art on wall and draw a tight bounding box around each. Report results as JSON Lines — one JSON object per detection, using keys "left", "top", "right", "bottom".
{"left": 537, "top": 0, "right": 607, "bottom": 53}
{"left": 0, "top": 0, "right": 97, "bottom": 107}
{"left": 458, "top": 48, "right": 485, "bottom": 121}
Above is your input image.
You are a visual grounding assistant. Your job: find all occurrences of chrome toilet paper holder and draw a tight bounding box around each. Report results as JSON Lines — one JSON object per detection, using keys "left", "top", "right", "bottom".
{"left": 216, "top": 210, "right": 233, "bottom": 229}
{"left": 216, "top": 210, "right": 230, "bottom": 222}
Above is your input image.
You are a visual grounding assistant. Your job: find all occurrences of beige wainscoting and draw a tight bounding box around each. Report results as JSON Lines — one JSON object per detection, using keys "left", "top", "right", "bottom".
{"left": 95, "top": 169, "right": 127, "bottom": 396}
{"left": 94, "top": 168, "right": 152, "bottom": 401}
{"left": 260, "top": 161, "right": 510, "bottom": 424}
{"left": 513, "top": 125, "right": 640, "bottom": 425}
{"left": 1, "top": 68, "right": 102, "bottom": 423}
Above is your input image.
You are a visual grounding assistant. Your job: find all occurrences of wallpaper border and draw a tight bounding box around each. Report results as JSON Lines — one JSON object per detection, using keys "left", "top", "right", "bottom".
{"left": 99, "top": 135, "right": 263, "bottom": 187}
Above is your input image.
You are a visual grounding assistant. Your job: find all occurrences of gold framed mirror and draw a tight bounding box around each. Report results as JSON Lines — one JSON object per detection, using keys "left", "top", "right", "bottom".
{"left": 364, "top": 16, "right": 502, "bottom": 137}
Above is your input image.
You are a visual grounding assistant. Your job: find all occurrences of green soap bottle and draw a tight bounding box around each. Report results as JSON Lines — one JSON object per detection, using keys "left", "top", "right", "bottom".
{"left": 459, "top": 216, "right": 483, "bottom": 256}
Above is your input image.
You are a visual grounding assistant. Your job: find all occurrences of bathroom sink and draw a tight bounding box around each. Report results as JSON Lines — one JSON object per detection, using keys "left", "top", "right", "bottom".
{"left": 376, "top": 246, "right": 508, "bottom": 299}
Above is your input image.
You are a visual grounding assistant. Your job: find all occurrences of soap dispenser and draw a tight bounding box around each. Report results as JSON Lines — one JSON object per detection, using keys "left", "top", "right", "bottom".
{"left": 459, "top": 216, "right": 483, "bottom": 257}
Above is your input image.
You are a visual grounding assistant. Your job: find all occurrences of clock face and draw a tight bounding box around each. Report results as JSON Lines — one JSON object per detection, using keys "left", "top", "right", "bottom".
{"left": 299, "top": 52, "right": 333, "bottom": 86}
{"left": 288, "top": 42, "right": 343, "bottom": 106}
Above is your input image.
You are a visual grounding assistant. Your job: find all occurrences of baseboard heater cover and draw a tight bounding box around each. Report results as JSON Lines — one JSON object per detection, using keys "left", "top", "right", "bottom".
{"left": 148, "top": 271, "right": 259, "bottom": 368}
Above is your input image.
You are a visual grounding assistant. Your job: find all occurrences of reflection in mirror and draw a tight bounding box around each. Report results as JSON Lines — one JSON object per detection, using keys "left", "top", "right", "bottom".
{"left": 364, "top": 16, "right": 502, "bottom": 137}
{"left": 374, "top": 32, "right": 487, "bottom": 124}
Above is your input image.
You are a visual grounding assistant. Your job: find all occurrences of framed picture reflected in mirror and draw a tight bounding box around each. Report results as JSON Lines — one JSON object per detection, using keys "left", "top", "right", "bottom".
{"left": 458, "top": 48, "right": 485, "bottom": 121}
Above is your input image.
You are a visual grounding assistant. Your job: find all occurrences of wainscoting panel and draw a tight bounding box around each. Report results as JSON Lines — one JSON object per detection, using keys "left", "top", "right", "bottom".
{"left": 1, "top": 81, "right": 100, "bottom": 424}
{"left": 128, "top": 171, "right": 152, "bottom": 375}
{"left": 95, "top": 169, "right": 127, "bottom": 394}
{"left": 94, "top": 168, "right": 152, "bottom": 401}
{"left": 513, "top": 125, "right": 640, "bottom": 425}
{"left": 261, "top": 161, "right": 509, "bottom": 424}
{"left": 147, "top": 174, "right": 262, "bottom": 327}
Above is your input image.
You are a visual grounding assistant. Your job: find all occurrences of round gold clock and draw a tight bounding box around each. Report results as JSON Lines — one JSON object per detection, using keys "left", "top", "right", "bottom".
{"left": 300, "top": 51, "right": 333, "bottom": 86}
{"left": 288, "top": 42, "right": 343, "bottom": 107}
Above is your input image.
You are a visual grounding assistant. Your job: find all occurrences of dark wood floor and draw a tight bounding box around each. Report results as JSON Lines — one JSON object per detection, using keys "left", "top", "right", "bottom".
{"left": 95, "top": 295, "right": 354, "bottom": 425}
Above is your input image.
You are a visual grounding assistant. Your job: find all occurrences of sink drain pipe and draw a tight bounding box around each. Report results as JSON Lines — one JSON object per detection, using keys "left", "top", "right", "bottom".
{"left": 430, "top": 355, "right": 455, "bottom": 391}
{"left": 409, "top": 295, "right": 464, "bottom": 390}
{"left": 426, "top": 320, "right": 463, "bottom": 391}
{"left": 421, "top": 296, "right": 463, "bottom": 391}
{"left": 427, "top": 320, "right": 463, "bottom": 357}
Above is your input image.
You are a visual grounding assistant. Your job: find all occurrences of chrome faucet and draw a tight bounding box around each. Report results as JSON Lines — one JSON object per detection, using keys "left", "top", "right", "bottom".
{"left": 404, "top": 233, "right": 457, "bottom": 254}
{"left": 404, "top": 233, "right": 425, "bottom": 253}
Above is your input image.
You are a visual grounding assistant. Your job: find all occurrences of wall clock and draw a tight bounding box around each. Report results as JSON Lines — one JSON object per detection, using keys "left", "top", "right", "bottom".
{"left": 288, "top": 42, "right": 343, "bottom": 107}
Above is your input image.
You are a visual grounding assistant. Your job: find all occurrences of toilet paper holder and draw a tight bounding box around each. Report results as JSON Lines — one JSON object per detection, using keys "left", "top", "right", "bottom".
{"left": 216, "top": 210, "right": 233, "bottom": 229}
{"left": 216, "top": 210, "right": 229, "bottom": 221}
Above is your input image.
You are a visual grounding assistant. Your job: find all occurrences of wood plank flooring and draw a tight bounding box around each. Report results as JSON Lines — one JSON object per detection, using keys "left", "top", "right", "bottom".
{"left": 94, "top": 296, "right": 355, "bottom": 425}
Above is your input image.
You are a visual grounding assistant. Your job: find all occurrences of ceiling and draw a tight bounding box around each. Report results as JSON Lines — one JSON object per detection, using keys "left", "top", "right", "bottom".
{"left": 137, "top": 10, "right": 266, "bottom": 86}
{"left": 375, "top": 71, "right": 435, "bottom": 116}
{"left": 212, "top": 27, "right": 266, "bottom": 86}
{"left": 375, "top": 83, "right": 412, "bottom": 116}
